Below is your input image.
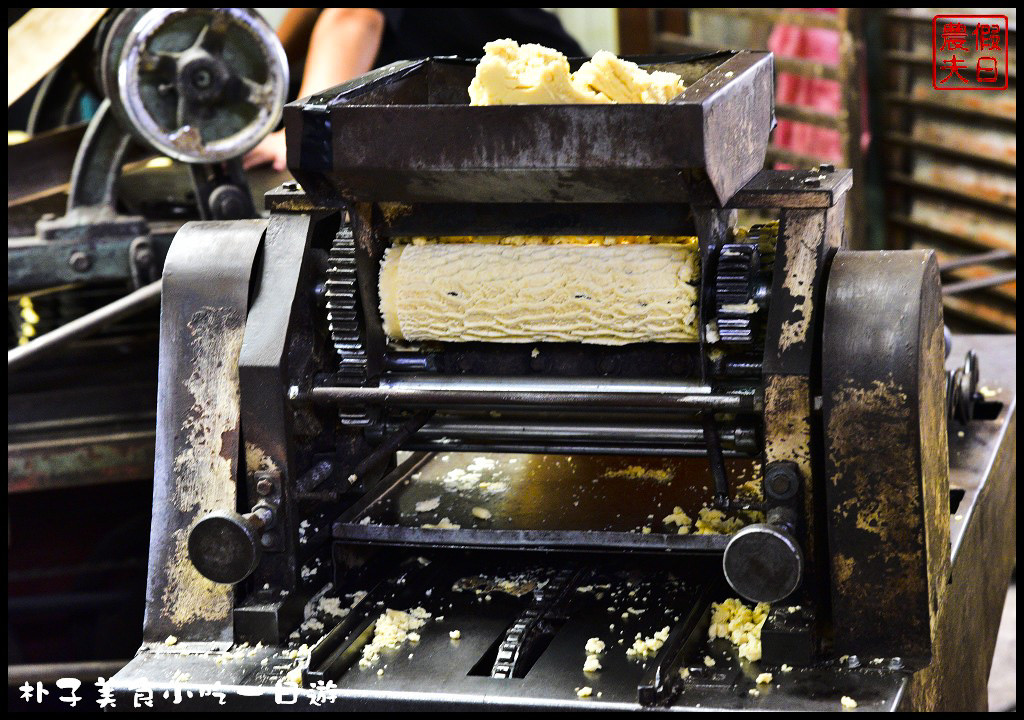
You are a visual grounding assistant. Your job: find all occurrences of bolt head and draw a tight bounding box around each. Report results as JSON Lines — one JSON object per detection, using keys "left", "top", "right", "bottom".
{"left": 69, "top": 251, "right": 93, "bottom": 273}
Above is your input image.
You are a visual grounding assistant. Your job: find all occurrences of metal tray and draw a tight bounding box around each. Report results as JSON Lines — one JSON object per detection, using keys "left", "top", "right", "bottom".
{"left": 333, "top": 451, "right": 763, "bottom": 554}
{"left": 286, "top": 51, "right": 775, "bottom": 205}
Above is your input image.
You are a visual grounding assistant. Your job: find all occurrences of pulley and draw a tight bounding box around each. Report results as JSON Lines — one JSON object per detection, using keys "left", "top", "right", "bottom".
{"left": 100, "top": 7, "right": 288, "bottom": 163}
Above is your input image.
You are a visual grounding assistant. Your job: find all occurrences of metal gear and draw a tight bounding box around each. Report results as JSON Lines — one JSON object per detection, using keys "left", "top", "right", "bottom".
{"left": 714, "top": 239, "right": 763, "bottom": 344}
{"left": 325, "top": 227, "right": 370, "bottom": 425}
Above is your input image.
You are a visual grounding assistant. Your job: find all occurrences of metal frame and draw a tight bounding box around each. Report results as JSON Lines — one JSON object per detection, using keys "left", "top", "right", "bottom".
{"left": 107, "top": 333, "right": 1015, "bottom": 709}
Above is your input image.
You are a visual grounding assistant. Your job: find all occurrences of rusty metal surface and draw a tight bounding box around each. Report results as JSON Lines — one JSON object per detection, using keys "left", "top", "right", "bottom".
{"left": 8, "top": 430, "right": 154, "bottom": 493}
{"left": 758, "top": 173, "right": 849, "bottom": 626}
{"left": 822, "top": 250, "right": 949, "bottom": 666}
{"left": 727, "top": 169, "right": 853, "bottom": 210}
{"left": 8, "top": 333, "right": 160, "bottom": 493}
{"left": 143, "top": 218, "right": 265, "bottom": 644}
{"left": 374, "top": 201, "right": 698, "bottom": 237}
{"left": 238, "top": 212, "right": 327, "bottom": 600}
{"left": 904, "top": 334, "right": 1016, "bottom": 710}
{"left": 762, "top": 186, "right": 847, "bottom": 375}
{"left": 286, "top": 52, "right": 774, "bottom": 205}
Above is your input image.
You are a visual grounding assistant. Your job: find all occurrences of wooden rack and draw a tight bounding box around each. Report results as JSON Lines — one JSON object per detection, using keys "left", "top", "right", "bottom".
{"left": 873, "top": 9, "right": 1016, "bottom": 332}
{"left": 618, "top": 8, "right": 867, "bottom": 248}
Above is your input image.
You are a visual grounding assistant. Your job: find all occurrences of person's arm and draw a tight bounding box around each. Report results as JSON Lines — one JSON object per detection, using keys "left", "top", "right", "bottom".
{"left": 296, "top": 7, "right": 384, "bottom": 98}
{"left": 244, "top": 8, "right": 385, "bottom": 171}
{"left": 276, "top": 8, "right": 321, "bottom": 65}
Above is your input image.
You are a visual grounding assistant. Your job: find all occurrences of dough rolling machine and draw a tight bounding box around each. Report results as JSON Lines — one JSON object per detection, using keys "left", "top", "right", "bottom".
{"left": 108, "top": 50, "right": 1016, "bottom": 711}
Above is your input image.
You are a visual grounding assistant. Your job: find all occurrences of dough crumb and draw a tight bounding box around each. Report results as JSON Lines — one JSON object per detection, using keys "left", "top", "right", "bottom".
{"left": 756, "top": 672, "right": 773, "bottom": 685}
{"left": 359, "top": 607, "right": 431, "bottom": 669}
{"left": 626, "top": 626, "right": 671, "bottom": 660}
{"left": 663, "top": 506, "right": 693, "bottom": 534}
{"left": 422, "top": 517, "right": 460, "bottom": 529}
{"left": 414, "top": 497, "right": 441, "bottom": 513}
{"left": 604, "top": 465, "right": 673, "bottom": 483}
{"left": 841, "top": 696, "right": 858, "bottom": 709}
{"left": 708, "top": 597, "right": 770, "bottom": 662}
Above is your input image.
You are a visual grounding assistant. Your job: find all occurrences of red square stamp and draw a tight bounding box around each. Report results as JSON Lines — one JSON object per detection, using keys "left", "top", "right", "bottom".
{"left": 932, "top": 14, "right": 1009, "bottom": 90}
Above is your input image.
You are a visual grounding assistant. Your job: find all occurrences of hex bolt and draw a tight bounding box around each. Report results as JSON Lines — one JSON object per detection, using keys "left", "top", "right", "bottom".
{"left": 260, "top": 531, "right": 279, "bottom": 549}
{"left": 764, "top": 462, "right": 800, "bottom": 501}
{"left": 255, "top": 477, "right": 274, "bottom": 496}
{"left": 69, "top": 251, "right": 93, "bottom": 273}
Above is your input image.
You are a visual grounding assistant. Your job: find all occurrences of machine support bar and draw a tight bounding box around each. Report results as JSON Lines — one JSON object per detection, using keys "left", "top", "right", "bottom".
{"left": 307, "top": 376, "right": 758, "bottom": 412}
{"left": 8, "top": 279, "right": 162, "bottom": 373}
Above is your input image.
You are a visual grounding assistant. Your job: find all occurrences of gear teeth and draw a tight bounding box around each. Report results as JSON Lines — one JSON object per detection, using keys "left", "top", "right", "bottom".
{"left": 715, "top": 243, "right": 761, "bottom": 344}
{"left": 326, "top": 227, "right": 370, "bottom": 424}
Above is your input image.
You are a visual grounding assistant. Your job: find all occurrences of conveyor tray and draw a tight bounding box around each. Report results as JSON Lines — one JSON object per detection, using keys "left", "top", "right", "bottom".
{"left": 334, "top": 453, "right": 761, "bottom": 553}
{"left": 285, "top": 51, "right": 775, "bottom": 205}
{"left": 109, "top": 553, "right": 909, "bottom": 710}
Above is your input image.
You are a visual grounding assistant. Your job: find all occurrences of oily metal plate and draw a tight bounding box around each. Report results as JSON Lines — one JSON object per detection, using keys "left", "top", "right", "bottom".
{"left": 333, "top": 453, "right": 762, "bottom": 554}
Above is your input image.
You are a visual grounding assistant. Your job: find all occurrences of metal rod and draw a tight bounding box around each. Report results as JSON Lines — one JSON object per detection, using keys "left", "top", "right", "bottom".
{"left": 938, "top": 250, "right": 1015, "bottom": 273}
{"left": 941, "top": 271, "right": 1016, "bottom": 296}
{"left": 8, "top": 660, "right": 128, "bottom": 686}
{"left": 406, "top": 419, "right": 750, "bottom": 447}
{"left": 402, "top": 441, "right": 748, "bottom": 458}
{"left": 8, "top": 280, "right": 162, "bottom": 372}
{"left": 349, "top": 410, "right": 433, "bottom": 481}
{"left": 308, "top": 375, "right": 758, "bottom": 412}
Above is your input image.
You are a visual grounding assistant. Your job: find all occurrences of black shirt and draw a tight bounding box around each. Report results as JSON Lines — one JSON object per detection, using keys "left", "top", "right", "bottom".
{"left": 373, "top": 8, "right": 585, "bottom": 66}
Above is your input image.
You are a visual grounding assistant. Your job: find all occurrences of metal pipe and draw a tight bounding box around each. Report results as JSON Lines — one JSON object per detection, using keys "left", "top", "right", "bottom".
{"left": 402, "top": 441, "right": 748, "bottom": 458}
{"left": 941, "top": 271, "right": 1016, "bottom": 296}
{"left": 8, "top": 660, "right": 128, "bottom": 686}
{"left": 938, "top": 249, "right": 1014, "bottom": 273}
{"left": 308, "top": 375, "right": 758, "bottom": 412}
{"left": 406, "top": 419, "right": 751, "bottom": 447}
{"left": 8, "top": 279, "right": 162, "bottom": 372}
{"left": 349, "top": 410, "right": 433, "bottom": 481}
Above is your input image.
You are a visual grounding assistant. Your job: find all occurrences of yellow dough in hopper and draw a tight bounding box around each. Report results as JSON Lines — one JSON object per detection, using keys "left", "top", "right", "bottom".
{"left": 378, "top": 242, "right": 699, "bottom": 345}
{"left": 468, "top": 39, "right": 686, "bottom": 106}
{"left": 573, "top": 51, "right": 687, "bottom": 104}
{"left": 468, "top": 39, "right": 607, "bottom": 105}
